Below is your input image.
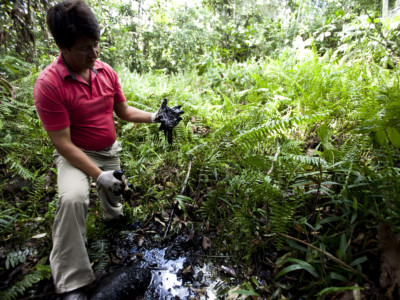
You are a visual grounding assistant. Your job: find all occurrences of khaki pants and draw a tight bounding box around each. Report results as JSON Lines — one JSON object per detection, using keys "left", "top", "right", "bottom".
{"left": 50, "top": 141, "right": 123, "bottom": 294}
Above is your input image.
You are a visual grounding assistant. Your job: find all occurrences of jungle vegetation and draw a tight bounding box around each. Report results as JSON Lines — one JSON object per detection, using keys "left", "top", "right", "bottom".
{"left": 1, "top": 0, "right": 400, "bottom": 298}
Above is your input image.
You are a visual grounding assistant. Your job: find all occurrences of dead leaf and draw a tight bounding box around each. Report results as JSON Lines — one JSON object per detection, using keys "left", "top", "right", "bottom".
{"left": 165, "top": 181, "right": 175, "bottom": 188}
{"left": 31, "top": 233, "right": 47, "bottom": 239}
{"left": 189, "top": 286, "right": 207, "bottom": 295}
{"left": 306, "top": 148, "right": 316, "bottom": 156}
{"left": 135, "top": 252, "right": 144, "bottom": 260}
{"left": 154, "top": 217, "right": 166, "bottom": 228}
{"left": 353, "top": 233, "right": 366, "bottom": 245}
{"left": 202, "top": 236, "right": 212, "bottom": 251}
{"left": 45, "top": 173, "right": 52, "bottom": 189}
{"left": 110, "top": 253, "right": 123, "bottom": 265}
{"left": 220, "top": 265, "right": 237, "bottom": 277}
{"left": 137, "top": 234, "right": 145, "bottom": 247}
{"left": 186, "top": 229, "right": 195, "bottom": 243}
{"left": 182, "top": 265, "right": 194, "bottom": 275}
{"left": 226, "top": 286, "right": 248, "bottom": 300}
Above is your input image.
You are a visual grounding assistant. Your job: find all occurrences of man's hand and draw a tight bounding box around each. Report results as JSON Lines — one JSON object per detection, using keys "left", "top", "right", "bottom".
{"left": 97, "top": 170, "right": 123, "bottom": 193}
{"left": 152, "top": 98, "right": 184, "bottom": 144}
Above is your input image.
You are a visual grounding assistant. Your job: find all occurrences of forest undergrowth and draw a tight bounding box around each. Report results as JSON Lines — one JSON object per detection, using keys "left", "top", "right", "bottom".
{"left": 1, "top": 47, "right": 400, "bottom": 299}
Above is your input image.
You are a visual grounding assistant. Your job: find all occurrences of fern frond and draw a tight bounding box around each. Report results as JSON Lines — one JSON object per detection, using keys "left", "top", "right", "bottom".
{"left": 0, "top": 265, "right": 51, "bottom": 300}
{"left": 27, "top": 175, "right": 47, "bottom": 205}
{"left": 233, "top": 113, "right": 327, "bottom": 149}
{"left": 280, "top": 154, "right": 327, "bottom": 168}
{"left": 269, "top": 197, "right": 300, "bottom": 250}
{"left": 5, "top": 249, "right": 36, "bottom": 269}
{"left": 3, "top": 155, "right": 37, "bottom": 180}
{"left": 88, "top": 238, "right": 110, "bottom": 271}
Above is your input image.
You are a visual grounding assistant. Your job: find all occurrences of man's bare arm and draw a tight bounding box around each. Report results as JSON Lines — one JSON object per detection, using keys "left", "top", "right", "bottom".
{"left": 114, "top": 101, "right": 154, "bottom": 123}
{"left": 47, "top": 127, "right": 102, "bottom": 180}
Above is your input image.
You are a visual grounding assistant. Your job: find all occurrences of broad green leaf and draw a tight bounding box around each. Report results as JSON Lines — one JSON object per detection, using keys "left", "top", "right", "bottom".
{"left": 352, "top": 197, "right": 358, "bottom": 212}
{"left": 375, "top": 128, "right": 387, "bottom": 146}
{"left": 233, "top": 289, "right": 260, "bottom": 296}
{"left": 317, "top": 286, "right": 363, "bottom": 297}
{"left": 350, "top": 212, "right": 358, "bottom": 224}
{"left": 386, "top": 126, "right": 400, "bottom": 148}
{"left": 321, "top": 181, "right": 340, "bottom": 186}
{"left": 174, "top": 195, "right": 193, "bottom": 215}
{"left": 327, "top": 272, "right": 348, "bottom": 282}
{"left": 350, "top": 256, "right": 368, "bottom": 267}
{"left": 338, "top": 233, "right": 347, "bottom": 260}
{"left": 275, "top": 259, "right": 319, "bottom": 279}
{"left": 318, "top": 216, "right": 344, "bottom": 225}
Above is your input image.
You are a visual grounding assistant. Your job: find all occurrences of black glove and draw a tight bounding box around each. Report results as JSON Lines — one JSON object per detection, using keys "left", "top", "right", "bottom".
{"left": 153, "top": 98, "right": 184, "bottom": 144}
{"left": 112, "top": 170, "right": 133, "bottom": 201}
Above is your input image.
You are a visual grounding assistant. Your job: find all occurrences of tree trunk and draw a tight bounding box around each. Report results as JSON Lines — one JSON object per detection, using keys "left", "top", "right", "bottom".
{"left": 382, "top": 0, "right": 389, "bottom": 17}
{"left": 292, "top": 0, "right": 304, "bottom": 39}
{"left": 395, "top": 0, "right": 400, "bottom": 14}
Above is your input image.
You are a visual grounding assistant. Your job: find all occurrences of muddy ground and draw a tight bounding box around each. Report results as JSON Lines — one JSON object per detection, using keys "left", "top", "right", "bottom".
{"left": 0, "top": 175, "right": 395, "bottom": 299}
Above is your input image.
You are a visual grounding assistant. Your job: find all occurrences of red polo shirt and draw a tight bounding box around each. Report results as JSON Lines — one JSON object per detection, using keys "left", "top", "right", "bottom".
{"left": 34, "top": 54, "right": 126, "bottom": 151}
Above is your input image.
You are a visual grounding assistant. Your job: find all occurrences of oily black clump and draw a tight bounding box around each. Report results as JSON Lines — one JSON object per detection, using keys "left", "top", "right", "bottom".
{"left": 155, "top": 98, "right": 184, "bottom": 144}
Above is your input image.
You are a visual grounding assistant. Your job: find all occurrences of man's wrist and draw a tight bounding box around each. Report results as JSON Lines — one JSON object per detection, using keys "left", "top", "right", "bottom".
{"left": 151, "top": 112, "right": 157, "bottom": 123}
{"left": 94, "top": 170, "right": 103, "bottom": 181}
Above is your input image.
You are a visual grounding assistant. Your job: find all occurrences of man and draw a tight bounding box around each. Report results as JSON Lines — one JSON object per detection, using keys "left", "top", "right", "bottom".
{"left": 33, "top": 1, "right": 182, "bottom": 299}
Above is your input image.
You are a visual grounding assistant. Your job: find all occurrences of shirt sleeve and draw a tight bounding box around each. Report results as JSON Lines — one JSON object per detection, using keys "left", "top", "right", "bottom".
{"left": 33, "top": 79, "right": 70, "bottom": 131}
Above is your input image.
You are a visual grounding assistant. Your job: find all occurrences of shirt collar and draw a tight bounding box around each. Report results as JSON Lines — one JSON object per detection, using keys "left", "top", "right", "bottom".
{"left": 57, "top": 53, "right": 99, "bottom": 81}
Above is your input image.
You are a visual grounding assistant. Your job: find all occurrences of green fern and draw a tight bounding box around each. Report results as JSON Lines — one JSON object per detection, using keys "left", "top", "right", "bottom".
{"left": 280, "top": 153, "right": 327, "bottom": 168}
{"left": 0, "top": 209, "right": 21, "bottom": 236}
{"left": 88, "top": 238, "right": 110, "bottom": 271}
{"left": 3, "top": 153, "right": 38, "bottom": 181}
{"left": 233, "top": 113, "right": 327, "bottom": 149}
{"left": 0, "top": 265, "right": 51, "bottom": 300}
{"left": 5, "top": 249, "right": 34, "bottom": 269}
{"left": 269, "top": 197, "right": 300, "bottom": 250}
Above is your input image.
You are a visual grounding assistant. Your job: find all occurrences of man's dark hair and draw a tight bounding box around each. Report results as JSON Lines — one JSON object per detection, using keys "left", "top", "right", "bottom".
{"left": 47, "top": 0, "right": 100, "bottom": 49}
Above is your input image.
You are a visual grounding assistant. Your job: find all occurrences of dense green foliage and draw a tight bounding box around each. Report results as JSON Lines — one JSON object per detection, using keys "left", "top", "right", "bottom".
{"left": 1, "top": 0, "right": 400, "bottom": 298}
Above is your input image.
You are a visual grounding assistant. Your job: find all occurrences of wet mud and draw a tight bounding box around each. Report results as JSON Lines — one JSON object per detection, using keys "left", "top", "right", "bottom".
{"left": 98, "top": 229, "right": 222, "bottom": 299}
{"left": 90, "top": 267, "right": 151, "bottom": 300}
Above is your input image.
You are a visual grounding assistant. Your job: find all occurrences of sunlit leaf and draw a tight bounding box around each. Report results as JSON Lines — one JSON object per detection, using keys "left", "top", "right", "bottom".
{"left": 386, "top": 126, "right": 400, "bottom": 148}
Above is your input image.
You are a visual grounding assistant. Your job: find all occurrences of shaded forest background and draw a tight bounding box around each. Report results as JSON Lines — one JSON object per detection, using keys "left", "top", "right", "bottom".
{"left": 1, "top": 0, "right": 400, "bottom": 298}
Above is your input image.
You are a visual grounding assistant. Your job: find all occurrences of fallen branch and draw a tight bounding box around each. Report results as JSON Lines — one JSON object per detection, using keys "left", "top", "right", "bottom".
{"left": 278, "top": 232, "right": 373, "bottom": 285}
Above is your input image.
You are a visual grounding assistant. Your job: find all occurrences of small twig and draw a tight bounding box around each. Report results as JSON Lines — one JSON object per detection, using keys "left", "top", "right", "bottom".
{"left": 163, "top": 155, "right": 193, "bottom": 238}
{"left": 180, "top": 154, "right": 193, "bottom": 195}
{"left": 146, "top": 267, "right": 168, "bottom": 271}
{"left": 267, "top": 138, "right": 281, "bottom": 175}
{"left": 195, "top": 254, "right": 232, "bottom": 258}
{"left": 278, "top": 232, "right": 373, "bottom": 285}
